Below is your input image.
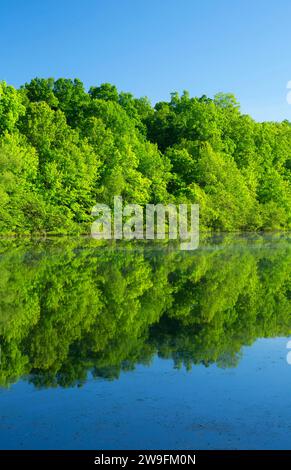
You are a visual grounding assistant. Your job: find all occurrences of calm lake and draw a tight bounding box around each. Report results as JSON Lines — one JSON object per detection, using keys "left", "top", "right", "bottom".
{"left": 0, "top": 234, "right": 290, "bottom": 449}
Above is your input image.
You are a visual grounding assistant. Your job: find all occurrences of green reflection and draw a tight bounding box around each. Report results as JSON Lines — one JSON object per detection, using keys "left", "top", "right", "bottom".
{"left": 0, "top": 236, "right": 290, "bottom": 388}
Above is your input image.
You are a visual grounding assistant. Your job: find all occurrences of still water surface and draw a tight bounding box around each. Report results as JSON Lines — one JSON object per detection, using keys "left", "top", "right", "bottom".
{"left": 0, "top": 235, "right": 290, "bottom": 449}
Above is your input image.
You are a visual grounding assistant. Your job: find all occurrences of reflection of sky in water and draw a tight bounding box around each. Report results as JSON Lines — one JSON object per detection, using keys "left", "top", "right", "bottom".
{"left": 0, "top": 338, "right": 291, "bottom": 449}
{"left": 0, "top": 236, "right": 290, "bottom": 449}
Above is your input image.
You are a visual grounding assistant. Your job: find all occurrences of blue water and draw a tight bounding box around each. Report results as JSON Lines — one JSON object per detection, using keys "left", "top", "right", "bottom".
{"left": 0, "top": 236, "right": 290, "bottom": 449}
{"left": 1, "top": 338, "right": 291, "bottom": 450}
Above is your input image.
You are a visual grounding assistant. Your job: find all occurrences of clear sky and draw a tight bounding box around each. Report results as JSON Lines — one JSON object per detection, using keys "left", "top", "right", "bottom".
{"left": 1, "top": 0, "right": 291, "bottom": 121}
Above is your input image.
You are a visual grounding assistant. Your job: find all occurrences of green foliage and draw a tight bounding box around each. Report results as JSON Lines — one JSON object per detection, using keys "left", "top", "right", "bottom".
{"left": 0, "top": 79, "right": 290, "bottom": 234}
{"left": 0, "top": 236, "right": 290, "bottom": 387}
{"left": 0, "top": 82, "right": 25, "bottom": 134}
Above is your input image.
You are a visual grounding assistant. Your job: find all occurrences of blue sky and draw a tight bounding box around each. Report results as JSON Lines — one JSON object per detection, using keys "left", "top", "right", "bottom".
{"left": 1, "top": 0, "right": 291, "bottom": 121}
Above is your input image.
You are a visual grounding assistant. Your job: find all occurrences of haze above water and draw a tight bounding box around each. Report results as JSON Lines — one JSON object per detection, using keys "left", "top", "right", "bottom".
{"left": 0, "top": 234, "right": 290, "bottom": 449}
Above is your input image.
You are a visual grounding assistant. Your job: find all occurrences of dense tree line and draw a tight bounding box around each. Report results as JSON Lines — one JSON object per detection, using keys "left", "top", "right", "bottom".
{"left": 0, "top": 236, "right": 290, "bottom": 387}
{"left": 0, "top": 78, "right": 290, "bottom": 234}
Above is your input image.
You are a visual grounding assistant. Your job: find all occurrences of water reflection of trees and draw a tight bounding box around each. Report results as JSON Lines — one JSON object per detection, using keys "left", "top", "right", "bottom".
{"left": 0, "top": 236, "right": 290, "bottom": 388}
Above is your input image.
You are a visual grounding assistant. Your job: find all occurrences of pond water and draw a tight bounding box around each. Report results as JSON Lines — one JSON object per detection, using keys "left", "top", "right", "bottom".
{"left": 0, "top": 234, "right": 290, "bottom": 449}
